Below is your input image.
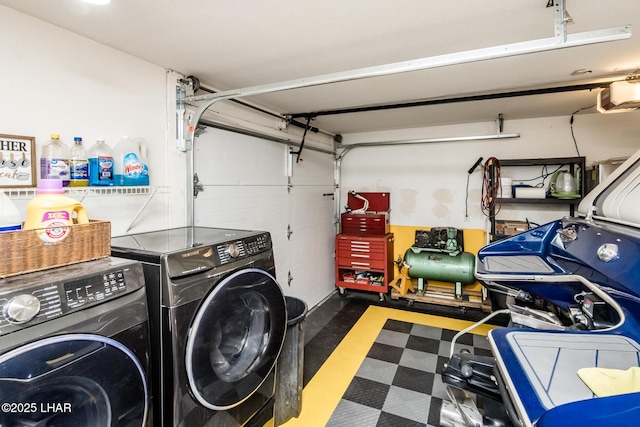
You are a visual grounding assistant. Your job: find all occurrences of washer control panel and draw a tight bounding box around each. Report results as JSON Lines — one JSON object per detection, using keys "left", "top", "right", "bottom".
{"left": 0, "top": 258, "right": 144, "bottom": 335}
{"left": 216, "top": 233, "right": 271, "bottom": 265}
{"left": 64, "top": 269, "right": 127, "bottom": 309}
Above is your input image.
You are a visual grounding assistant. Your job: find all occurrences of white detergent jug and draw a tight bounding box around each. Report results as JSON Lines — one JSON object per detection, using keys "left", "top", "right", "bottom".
{"left": 113, "top": 136, "right": 149, "bottom": 186}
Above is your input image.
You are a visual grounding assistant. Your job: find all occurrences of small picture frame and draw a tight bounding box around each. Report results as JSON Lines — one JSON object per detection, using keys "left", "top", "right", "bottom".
{"left": 0, "top": 134, "right": 37, "bottom": 188}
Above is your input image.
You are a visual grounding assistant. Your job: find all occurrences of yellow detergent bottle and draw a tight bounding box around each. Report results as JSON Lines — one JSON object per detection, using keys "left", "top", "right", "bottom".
{"left": 24, "top": 179, "right": 89, "bottom": 243}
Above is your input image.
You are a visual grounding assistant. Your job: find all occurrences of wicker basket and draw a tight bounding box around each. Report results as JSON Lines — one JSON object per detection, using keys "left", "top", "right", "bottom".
{"left": 0, "top": 220, "right": 111, "bottom": 278}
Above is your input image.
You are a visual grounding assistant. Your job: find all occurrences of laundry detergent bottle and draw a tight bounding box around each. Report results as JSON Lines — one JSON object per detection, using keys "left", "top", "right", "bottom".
{"left": 24, "top": 179, "right": 89, "bottom": 243}
{"left": 113, "top": 136, "right": 149, "bottom": 186}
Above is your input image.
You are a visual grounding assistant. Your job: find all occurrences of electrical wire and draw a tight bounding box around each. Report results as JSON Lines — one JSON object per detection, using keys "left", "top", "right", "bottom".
{"left": 465, "top": 173, "right": 471, "bottom": 218}
{"left": 569, "top": 104, "right": 595, "bottom": 157}
{"left": 511, "top": 164, "right": 565, "bottom": 187}
{"left": 293, "top": 116, "right": 312, "bottom": 163}
{"left": 481, "top": 157, "right": 502, "bottom": 218}
{"left": 465, "top": 156, "right": 484, "bottom": 219}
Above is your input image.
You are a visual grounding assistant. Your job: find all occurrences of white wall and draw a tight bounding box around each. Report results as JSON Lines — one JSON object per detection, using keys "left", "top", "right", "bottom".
{"left": 0, "top": 6, "right": 337, "bottom": 309}
{"left": 0, "top": 5, "right": 185, "bottom": 235}
{"left": 0, "top": 6, "right": 335, "bottom": 238}
{"left": 339, "top": 113, "right": 640, "bottom": 232}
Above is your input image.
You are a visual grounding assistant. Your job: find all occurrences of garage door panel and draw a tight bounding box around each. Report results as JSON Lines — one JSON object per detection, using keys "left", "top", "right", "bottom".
{"left": 287, "top": 185, "right": 335, "bottom": 225}
{"left": 283, "top": 185, "right": 336, "bottom": 305}
{"left": 195, "top": 128, "right": 286, "bottom": 186}
{"left": 193, "top": 128, "right": 336, "bottom": 309}
{"left": 194, "top": 185, "right": 288, "bottom": 231}
{"left": 290, "top": 149, "right": 335, "bottom": 186}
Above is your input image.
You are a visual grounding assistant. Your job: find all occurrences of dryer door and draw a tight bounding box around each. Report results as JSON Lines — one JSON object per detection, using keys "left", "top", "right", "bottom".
{"left": 186, "top": 268, "right": 287, "bottom": 410}
{"left": 0, "top": 334, "right": 149, "bottom": 426}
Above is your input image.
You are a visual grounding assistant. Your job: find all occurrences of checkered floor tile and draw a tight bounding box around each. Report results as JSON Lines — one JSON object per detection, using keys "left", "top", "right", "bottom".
{"left": 325, "top": 319, "right": 493, "bottom": 427}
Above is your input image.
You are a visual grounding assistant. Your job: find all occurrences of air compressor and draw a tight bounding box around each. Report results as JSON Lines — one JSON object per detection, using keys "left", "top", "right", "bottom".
{"left": 402, "top": 227, "right": 476, "bottom": 299}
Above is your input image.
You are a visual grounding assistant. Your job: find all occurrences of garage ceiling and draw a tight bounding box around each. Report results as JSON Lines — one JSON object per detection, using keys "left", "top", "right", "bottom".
{"left": 2, "top": 0, "right": 639, "bottom": 135}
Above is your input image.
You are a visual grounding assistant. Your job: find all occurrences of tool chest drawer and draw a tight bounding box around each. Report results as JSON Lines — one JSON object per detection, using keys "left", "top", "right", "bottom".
{"left": 337, "top": 238, "right": 387, "bottom": 255}
{"left": 335, "top": 233, "right": 394, "bottom": 298}
{"left": 336, "top": 256, "right": 387, "bottom": 270}
{"left": 340, "top": 213, "right": 390, "bottom": 235}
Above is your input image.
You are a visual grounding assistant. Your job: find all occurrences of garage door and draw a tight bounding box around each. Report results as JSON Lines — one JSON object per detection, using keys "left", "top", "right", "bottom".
{"left": 193, "top": 127, "right": 336, "bottom": 307}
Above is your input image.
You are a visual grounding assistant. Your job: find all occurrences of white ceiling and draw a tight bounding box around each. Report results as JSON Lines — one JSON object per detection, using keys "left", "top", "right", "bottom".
{"left": 2, "top": 0, "right": 639, "bottom": 135}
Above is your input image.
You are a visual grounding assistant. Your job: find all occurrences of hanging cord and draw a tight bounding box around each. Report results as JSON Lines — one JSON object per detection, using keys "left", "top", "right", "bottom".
{"left": 465, "top": 174, "right": 472, "bottom": 218}
{"left": 481, "top": 157, "right": 502, "bottom": 218}
{"left": 569, "top": 104, "right": 595, "bottom": 157}
{"left": 465, "top": 157, "right": 484, "bottom": 218}
{"left": 510, "top": 164, "right": 564, "bottom": 190}
{"left": 292, "top": 116, "right": 312, "bottom": 163}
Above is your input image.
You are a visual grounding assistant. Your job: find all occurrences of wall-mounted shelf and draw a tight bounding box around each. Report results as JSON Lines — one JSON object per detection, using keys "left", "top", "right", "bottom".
{"left": 495, "top": 197, "right": 581, "bottom": 205}
{"left": 3, "top": 186, "right": 167, "bottom": 200}
{"left": 3, "top": 186, "right": 170, "bottom": 232}
{"left": 489, "top": 156, "right": 585, "bottom": 241}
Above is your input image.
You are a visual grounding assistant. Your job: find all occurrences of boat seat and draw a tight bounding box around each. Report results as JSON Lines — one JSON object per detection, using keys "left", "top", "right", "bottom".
{"left": 489, "top": 329, "right": 640, "bottom": 426}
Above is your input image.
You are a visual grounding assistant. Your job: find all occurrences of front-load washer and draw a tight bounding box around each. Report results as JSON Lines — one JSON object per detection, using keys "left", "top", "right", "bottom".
{"left": 111, "top": 226, "right": 287, "bottom": 427}
{"left": 0, "top": 257, "right": 152, "bottom": 426}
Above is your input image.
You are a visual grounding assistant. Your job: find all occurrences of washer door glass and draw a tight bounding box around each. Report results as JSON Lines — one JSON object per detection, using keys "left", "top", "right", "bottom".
{"left": 186, "top": 268, "right": 286, "bottom": 410}
{"left": 0, "top": 334, "right": 149, "bottom": 427}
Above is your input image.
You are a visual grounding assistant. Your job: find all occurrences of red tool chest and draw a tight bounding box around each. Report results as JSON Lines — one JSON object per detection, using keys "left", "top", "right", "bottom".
{"left": 340, "top": 213, "right": 389, "bottom": 235}
{"left": 335, "top": 232, "right": 394, "bottom": 298}
{"left": 341, "top": 192, "right": 391, "bottom": 235}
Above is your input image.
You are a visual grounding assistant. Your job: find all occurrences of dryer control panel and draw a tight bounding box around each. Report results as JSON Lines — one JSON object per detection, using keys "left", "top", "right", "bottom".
{"left": 0, "top": 258, "right": 144, "bottom": 336}
{"left": 217, "top": 233, "right": 271, "bottom": 265}
{"left": 165, "top": 232, "right": 272, "bottom": 278}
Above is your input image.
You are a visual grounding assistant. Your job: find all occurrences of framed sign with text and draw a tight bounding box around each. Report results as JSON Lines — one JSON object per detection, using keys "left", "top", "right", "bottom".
{"left": 0, "top": 134, "right": 37, "bottom": 188}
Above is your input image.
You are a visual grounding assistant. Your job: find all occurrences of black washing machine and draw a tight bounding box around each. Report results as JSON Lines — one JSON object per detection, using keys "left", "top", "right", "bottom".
{"left": 0, "top": 257, "right": 152, "bottom": 426}
{"left": 111, "top": 226, "right": 287, "bottom": 427}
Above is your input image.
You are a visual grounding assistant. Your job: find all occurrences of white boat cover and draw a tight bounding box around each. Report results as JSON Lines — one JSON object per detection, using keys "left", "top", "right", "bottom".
{"left": 578, "top": 148, "right": 640, "bottom": 227}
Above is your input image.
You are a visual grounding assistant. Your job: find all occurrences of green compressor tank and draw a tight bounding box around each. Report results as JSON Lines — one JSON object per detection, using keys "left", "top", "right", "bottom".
{"left": 404, "top": 247, "right": 476, "bottom": 286}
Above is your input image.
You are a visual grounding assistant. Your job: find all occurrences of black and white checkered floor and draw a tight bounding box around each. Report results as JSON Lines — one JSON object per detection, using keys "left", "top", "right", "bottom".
{"left": 281, "top": 293, "right": 498, "bottom": 427}
{"left": 326, "top": 319, "right": 492, "bottom": 427}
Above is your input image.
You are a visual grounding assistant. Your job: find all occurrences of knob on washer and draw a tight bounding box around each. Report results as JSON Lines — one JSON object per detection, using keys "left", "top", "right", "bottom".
{"left": 226, "top": 243, "right": 240, "bottom": 258}
{"left": 5, "top": 294, "right": 41, "bottom": 324}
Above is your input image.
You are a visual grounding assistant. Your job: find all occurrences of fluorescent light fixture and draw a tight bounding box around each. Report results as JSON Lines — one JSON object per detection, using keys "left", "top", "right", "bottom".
{"left": 81, "top": 0, "right": 110, "bottom": 5}
{"left": 597, "top": 80, "right": 640, "bottom": 113}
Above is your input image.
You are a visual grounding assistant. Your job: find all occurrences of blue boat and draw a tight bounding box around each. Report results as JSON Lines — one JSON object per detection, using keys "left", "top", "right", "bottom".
{"left": 441, "top": 149, "right": 640, "bottom": 427}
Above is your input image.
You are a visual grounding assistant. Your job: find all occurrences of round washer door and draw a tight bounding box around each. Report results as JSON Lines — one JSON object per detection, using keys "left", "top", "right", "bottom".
{"left": 186, "top": 268, "right": 287, "bottom": 410}
{"left": 0, "top": 334, "right": 149, "bottom": 427}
